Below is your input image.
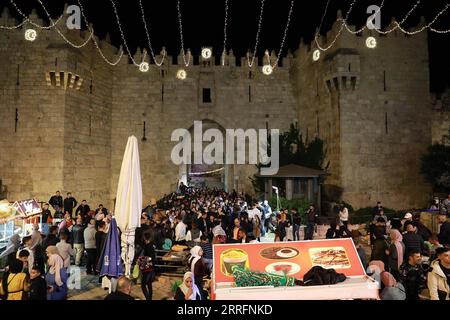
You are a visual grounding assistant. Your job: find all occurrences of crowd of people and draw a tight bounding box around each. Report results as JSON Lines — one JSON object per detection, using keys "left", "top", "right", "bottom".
{"left": 352, "top": 200, "right": 450, "bottom": 300}
{"left": 0, "top": 186, "right": 449, "bottom": 301}
{"left": 0, "top": 191, "right": 112, "bottom": 300}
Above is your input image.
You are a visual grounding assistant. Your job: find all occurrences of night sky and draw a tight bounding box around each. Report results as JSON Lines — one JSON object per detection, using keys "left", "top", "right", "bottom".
{"left": 1, "top": 0, "right": 449, "bottom": 92}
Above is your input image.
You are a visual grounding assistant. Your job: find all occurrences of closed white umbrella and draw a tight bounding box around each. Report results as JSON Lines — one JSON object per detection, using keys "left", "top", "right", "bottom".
{"left": 114, "top": 136, "right": 142, "bottom": 276}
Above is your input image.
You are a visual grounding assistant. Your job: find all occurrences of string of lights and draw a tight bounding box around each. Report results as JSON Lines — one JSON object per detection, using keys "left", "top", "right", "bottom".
{"left": 247, "top": 0, "right": 265, "bottom": 68}
{"left": 109, "top": 0, "right": 146, "bottom": 67}
{"left": 342, "top": 0, "right": 386, "bottom": 35}
{"left": 313, "top": 0, "right": 450, "bottom": 56}
{"left": 77, "top": 0, "right": 124, "bottom": 66}
{"left": 0, "top": 18, "right": 26, "bottom": 30}
{"left": 395, "top": 3, "right": 450, "bottom": 35}
{"left": 176, "top": 0, "right": 191, "bottom": 68}
{"left": 34, "top": 0, "right": 94, "bottom": 48}
{"left": 271, "top": 0, "right": 295, "bottom": 69}
{"left": 221, "top": 0, "right": 230, "bottom": 66}
{"left": 9, "top": 0, "right": 63, "bottom": 30}
{"left": 138, "top": 0, "right": 166, "bottom": 67}
{"left": 317, "top": 0, "right": 331, "bottom": 35}
{"left": 189, "top": 167, "right": 224, "bottom": 176}
{"left": 314, "top": 0, "right": 357, "bottom": 52}
{"left": 3, "top": 0, "right": 449, "bottom": 68}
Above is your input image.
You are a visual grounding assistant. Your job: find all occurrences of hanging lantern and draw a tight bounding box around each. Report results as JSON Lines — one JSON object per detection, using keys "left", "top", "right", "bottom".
{"left": 313, "top": 49, "right": 320, "bottom": 62}
{"left": 365, "top": 36, "right": 377, "bottom": 49}
{"left": 25, "top": 29, "right": 37, "bottom": 42}
{"left": 139, "top": 62, "right": 149, "bottom": 72}
{"left": 176, "top": 69, "right": 187, "bottom": 80}
{"left": 262, "top": 64, "right": 273, "bottom": 75}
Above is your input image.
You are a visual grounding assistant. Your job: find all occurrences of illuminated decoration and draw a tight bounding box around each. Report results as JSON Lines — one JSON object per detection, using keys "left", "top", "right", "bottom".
{"left": 201, "top": 48, "right": 212, "bottom": 60}
{"left": 221, "top": 50, "right": 226, "bottom": 66}
{"left": 262, "top": 64, "right": 273, "bottom": 75}
{"left": 138, "top": 0, "right": 166, "bottom": 66}
{"left": 24, "top": 28, "right": 37, "bottom": 41}
{"left": 313, "top": 49, "right": 321, "bottom": 61}
{"left": 365, "top": 36, "right": 377, "bottom": 48}
{"left": 176, "top": 69, "right": 187, "bottom": 80}
{"left": 247, "top": 0, "right": 266, "bottom": 68}
{"left": 109, "top": 0, "right": 146, "bottom": 66}
{"left": 139, "top": 61, "right": 149, "bottom": 72}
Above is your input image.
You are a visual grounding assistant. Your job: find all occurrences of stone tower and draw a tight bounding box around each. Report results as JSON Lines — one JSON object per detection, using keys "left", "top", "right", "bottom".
{"left": 294, "top": 15, "right": 432, "bottom": 209}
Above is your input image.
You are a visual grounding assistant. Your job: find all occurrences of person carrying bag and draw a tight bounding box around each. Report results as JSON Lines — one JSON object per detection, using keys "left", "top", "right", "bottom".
{"left": 138, "top": 233, "right": 156, "bottom": 300}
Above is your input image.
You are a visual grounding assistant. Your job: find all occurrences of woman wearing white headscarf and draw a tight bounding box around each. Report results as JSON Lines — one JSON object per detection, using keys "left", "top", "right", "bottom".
{"left": 45, "top": 246, "right": 68, "bottom": 300}
{"left": 188, "top": 246, "right": 207, "bottom": 299}
{"left": 174, "top": 272, "right": 201, "bottom": 300}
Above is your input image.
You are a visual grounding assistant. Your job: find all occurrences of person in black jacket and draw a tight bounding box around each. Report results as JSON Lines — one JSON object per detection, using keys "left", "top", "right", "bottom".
{"left": 196, "top": 211, "right": 208, "bottom": 234}
{"left": 42, "top": 226, "right": 59, "bottom": 250}
{"left": 41, "top": 203, "right": 52, "bottom": 224}
{"left": 139, "top": 232, "right": 156, "bottom": 300}
{"left": 63, "top": 193, "right": 77, "bottom": 218}
{"left": 437, "top": 212, "right": 450, "bottom": 247}
{"left": 75, "top": 200, "right": 91, "bottom": 218}
{"left": 399, "top": 250, "right": 427, "bottom": 300}
{"left": 304, "top": 205, "right": 318, "bottom": 240}
{"left": 403, "top": 221, "right": 426, "bottom": 259}
{"left": 95, "top": 221, "right": 107, "bottom": 267}
{"left": 72, "top": 217, "right": 85, "bottom": 266}
{"left": 49, "top": 191, "right": 63, "bottom": 215}
{"left": 28, "top": 266, "right": 47, "bottom": 300}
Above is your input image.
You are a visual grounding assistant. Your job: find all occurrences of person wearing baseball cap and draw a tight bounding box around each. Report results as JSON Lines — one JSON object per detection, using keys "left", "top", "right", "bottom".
{"left": 404, "top": 212, "right": 413, "bottom": 221}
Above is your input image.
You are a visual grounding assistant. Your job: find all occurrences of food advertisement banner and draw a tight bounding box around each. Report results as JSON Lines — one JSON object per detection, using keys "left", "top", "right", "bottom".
{"left": 12, "top": 199, "right": 42, "bottom": 217}
{"left": 213, "top": 238, "right": 365, "bottom": 284}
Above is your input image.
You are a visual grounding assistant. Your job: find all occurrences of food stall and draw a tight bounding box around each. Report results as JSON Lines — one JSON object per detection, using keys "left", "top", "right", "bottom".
{"left": 212, "top": 238, "right": 379, "bottom": 300}
{"left": 0, "top": 199, "right": 42, "bottom": 240}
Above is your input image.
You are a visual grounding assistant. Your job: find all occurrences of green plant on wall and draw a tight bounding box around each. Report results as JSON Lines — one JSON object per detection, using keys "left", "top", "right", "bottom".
{"left": 250, "top": 123, "right": 329, "bottom": 193}
{"left": 421, "top": 142, "right": 450, "bottom": 193}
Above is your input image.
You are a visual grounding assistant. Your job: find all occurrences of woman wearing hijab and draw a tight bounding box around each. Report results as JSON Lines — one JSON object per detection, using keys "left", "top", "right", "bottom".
{"left": 175, "top": 272, "right": 202, "bottom": 300}
{"left": 380, "top": 271, "right": 406, "bottom": 300}
{"left": 0, "top": 259, "right": 29, "bottom": 300}
{"left": 387, "top": 229, "right": 405, "bottom": 280}
{"left": 367, "top": 260, "right": 385, "bottom": 283}
{"left": 45, "top": 246, "right": 68, "bottom": 300}
{"left": 189, "top": 246, "right": 208, "bottom": 299}
{"left": 370, "top": 228, "right": 389, "bottom": 266}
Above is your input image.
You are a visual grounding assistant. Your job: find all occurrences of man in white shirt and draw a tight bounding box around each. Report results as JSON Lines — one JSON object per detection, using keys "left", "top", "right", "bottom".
{"left": 247, "top": 203, "right": 262, "bottom": 222}
{"left": 175, "top": 216, "right": 187, "bottom": 243}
